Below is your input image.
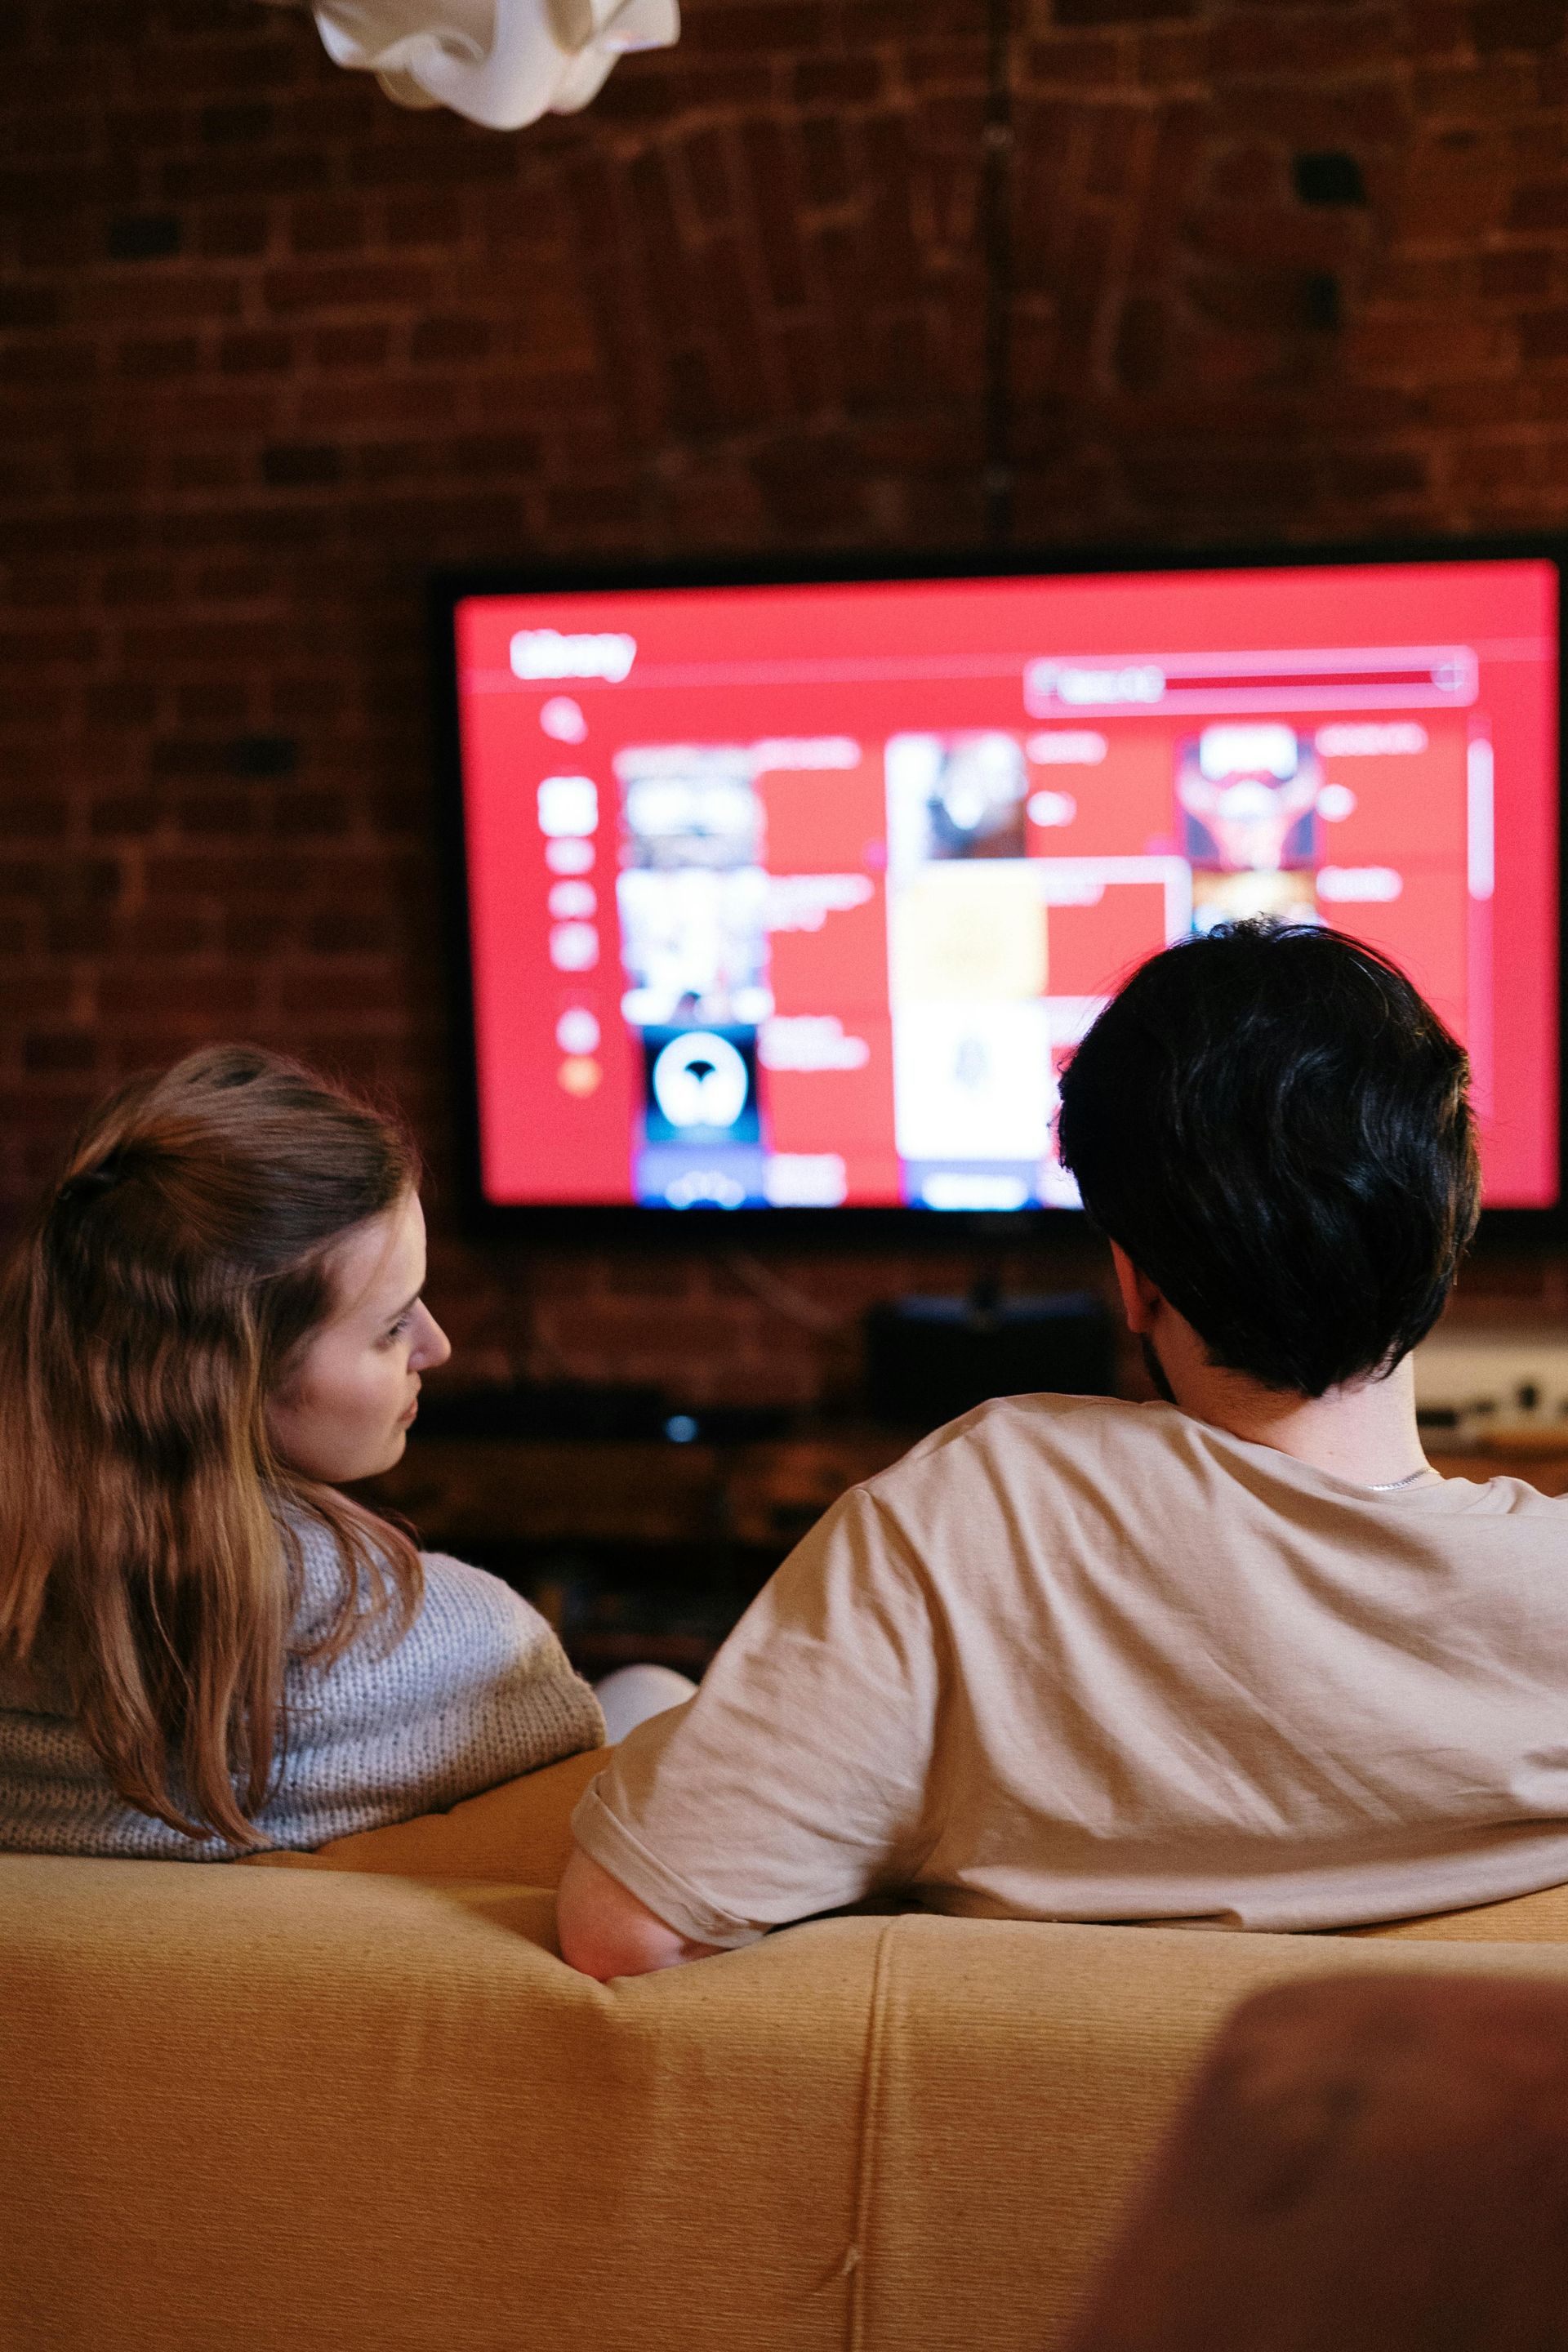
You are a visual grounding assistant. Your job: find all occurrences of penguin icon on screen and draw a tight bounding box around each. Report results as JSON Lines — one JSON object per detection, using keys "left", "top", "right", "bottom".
{"left": 641, "top": 1026, "right": 760, "bottom": 1144}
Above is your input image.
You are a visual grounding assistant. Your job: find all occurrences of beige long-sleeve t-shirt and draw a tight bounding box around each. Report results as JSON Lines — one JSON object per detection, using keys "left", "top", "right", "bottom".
{"left": 572, "top": 1393, "right": 1568, "bottom": 1940}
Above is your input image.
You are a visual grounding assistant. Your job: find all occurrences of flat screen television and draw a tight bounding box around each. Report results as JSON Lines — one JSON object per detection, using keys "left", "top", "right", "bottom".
{"left": 433, "top": 545, "right": 1563, "bottom": 1235}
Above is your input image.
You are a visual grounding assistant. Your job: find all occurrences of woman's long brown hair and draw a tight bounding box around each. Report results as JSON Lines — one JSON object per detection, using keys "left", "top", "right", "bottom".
{"left": 0, "top": 1045, "right": 425, "bottom": 1847}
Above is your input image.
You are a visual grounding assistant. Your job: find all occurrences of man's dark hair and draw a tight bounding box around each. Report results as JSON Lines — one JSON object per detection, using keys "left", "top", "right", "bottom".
{"left": 1055, "top": 924, "right": 1481, "bottom": 1397}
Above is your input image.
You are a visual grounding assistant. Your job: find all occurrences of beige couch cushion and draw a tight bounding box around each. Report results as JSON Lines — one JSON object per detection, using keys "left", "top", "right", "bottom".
{"left": 1350, "top": 1876, "right": 1568, "bottom": 1940}
{"left": 14, "top": 1849, "right": 1568, "bottom": 2352}
{"left": 17, "top": 1753, "right": 1568, "bottom": 2348}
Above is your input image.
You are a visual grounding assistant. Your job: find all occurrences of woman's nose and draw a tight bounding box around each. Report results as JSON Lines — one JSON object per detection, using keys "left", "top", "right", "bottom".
{"left": 414, "top": 1309, "right": 452, "bottom": 1370}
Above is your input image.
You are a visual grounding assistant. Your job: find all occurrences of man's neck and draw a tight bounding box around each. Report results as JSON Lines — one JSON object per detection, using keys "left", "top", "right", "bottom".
{"left": 1155, "top": 1329, "right": 1430, "bottom": 1489}
{"left": 1110, "top": 1244, "right": 1432, "bottom": 1488}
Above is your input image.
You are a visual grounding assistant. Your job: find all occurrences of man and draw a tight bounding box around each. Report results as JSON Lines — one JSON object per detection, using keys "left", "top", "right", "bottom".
{"left": 559, "top": 924, "right": 1568, "bottom": 1978}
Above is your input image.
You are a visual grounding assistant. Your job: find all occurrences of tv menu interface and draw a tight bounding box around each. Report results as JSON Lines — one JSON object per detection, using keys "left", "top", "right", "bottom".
{"left": 452, "top": 560, "right": 1559, "bottom": 1211}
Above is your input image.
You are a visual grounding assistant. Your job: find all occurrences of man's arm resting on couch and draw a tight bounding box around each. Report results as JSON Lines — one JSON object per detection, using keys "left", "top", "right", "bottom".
{"left": 556, "top": 1842, "right": 724, "bottom": 1980}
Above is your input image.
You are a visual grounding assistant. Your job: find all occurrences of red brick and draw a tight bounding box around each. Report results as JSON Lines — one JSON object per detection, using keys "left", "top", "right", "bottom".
{"left": 1351, "top": 310, "right": 1512, "bottom": 376}
{"left": 346, "top": 134, "right": 519, "bottom": 192}
{"left": 146, "top": 849, "right": 310, "bottom": 901}
{"left": 0, "top": 339, "right": 99, "bottom": 386}
{"left": 1022, "top": 32, "right": 1129, "bottom": 91}
{"left": 1058, "top": 0, "right": 1194, "bottom": 27}
{"left": 1522, "top": 307, "right": 1568, "bottom": 360}
{"left": 83, "top": 274, "right": 247, "bottom": 327}
{"left": 1186, "top": 200, "right": 1366, "bottom": 272}
{"left": 385, "top": 193, "right": 466, "bottom": 247}
{"left": 449, "top": 430, "right": 542, "bottom": 475}
{"left": 100, "top": 567, "right": 176, "bottom": 609}
{"left": 311, "top": 323, "right": 390, "bottom": 369}
{"left": 1331, "top": 444, "right": 1432, "bottom": 498}
{"left": 0, "top": 160, "right": 140, "bottom": 216}
{"left": 740, "top": 119, "right": 813, "bottom": 308}
{"left": 289, "top": 199, "right": 370, "bottom": 256}
{"left": 193, "top": 562, "right": 276, "bottom": 602}
{"left": 799, "top": 114, "right": 855, "bottom": 206}
{"left": 0, "top": 624, "right": 99, "bottom": 666}
{"left": 220, "top": 328, "right": 294, "bottom": 372}
{"left": 1231, "top": 80, "right": 1407, "bottom": 148}
{"left": 0, "top": 798, "right": 69, "bottom": 839}
{"left": 85, "top": 682, "right": 159, "bottom": 727}
{"left": 261, "top": 441, "right": 342, "bottom": 487}
{"left": 1210, "top": 8, "right": 1399, "bottom": 76}
{"left": 409, "top": 314, "right": 491, "bottom": 363}
{"left": 173, "top": 682, "right": 250, "bottom": 725}
{"left": 98, "top": 968, "right": 261, "bottom": 1026}
{"left": 1124, "top": 436, "right": 1319, "bottom": 507}
{"left": 293, "top": 376, "right": 457, "bottom": 430}
{"left": 120, "top": 335, "right": 203, "bottom": 380}
{"left": 15, "top": 216, "right": 96, "bottom": 270}
{"left": 277, "top": 966, "right": 406, "bottom": 1018}
{"left": 172, "top": 434, "right": 255, "bottom": 484}
{"left": 262, "top": 259, "right": 433, "bottom": 314}
{"left": 162, "top": 149, "right": 332, "bottom": 203}
{"left": 1450, "top": 436, "right": 1545, "bottom": 496}
{"left": 194, "top": 207, "right": 274, "bottom": 261}
{"left": 0, "top": 287, "right": 60, "bottom": 329}
{"left": 1396, "top": 131, "right": 1508, "bottom": 239}
{"left": 23, "top": 1031, "right": 99, "bottom": 1075}
{"left": 89, "top": 794, "right": 163, "bottom": 837}
{"left": 274, "top": 789, "right": 351, "bottom": 835}
{"left": 1511, "top": 182, "right": 1568, "bottom": 232}
{"left": 10, "top": 109, "right": 97, "bottom": 164}
{"left": 1472, "top": 0, "right": 1567, "bottom": 49}
{"left": 794, "top": 55, "right": 883, "bottom": 105}
{"left": 131, "top": 35, "right": 303, "bottom": 100}
{"left": 201, "top": 100, "right": 275, "bottom": 145}
{"left": 1115, "top": 292, "right": 1169, "bottom": 390}
{"left": 125, "top": 619, "right": 293, "bottom": 666}
{"left": 1481, "top": 247, "right": 1555, "bottom": 298}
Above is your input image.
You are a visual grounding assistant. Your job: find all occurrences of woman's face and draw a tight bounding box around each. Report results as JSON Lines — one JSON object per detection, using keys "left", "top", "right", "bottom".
{"left": 266, "top": 1191, "right": 452, "bottom": 1485}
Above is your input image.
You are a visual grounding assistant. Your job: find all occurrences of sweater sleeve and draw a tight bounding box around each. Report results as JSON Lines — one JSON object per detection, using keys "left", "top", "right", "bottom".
{"left": 255, "top": 1545, "right": 605, "bottom": 1851}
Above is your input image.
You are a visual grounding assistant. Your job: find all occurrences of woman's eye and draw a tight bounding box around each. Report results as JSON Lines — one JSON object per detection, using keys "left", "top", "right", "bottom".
{"left": 385, "top": 1314, "right": 412, "bottom": 1343}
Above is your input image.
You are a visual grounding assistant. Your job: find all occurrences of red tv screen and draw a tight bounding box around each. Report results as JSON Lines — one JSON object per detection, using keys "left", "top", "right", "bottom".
{"left": 448, "top": 556, "right": 1560, "bottom": 1214}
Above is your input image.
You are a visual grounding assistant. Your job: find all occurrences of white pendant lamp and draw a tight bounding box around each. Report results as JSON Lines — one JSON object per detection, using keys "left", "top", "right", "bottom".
{"left": 263, "top": 0, "right": 679, "bottom": 130}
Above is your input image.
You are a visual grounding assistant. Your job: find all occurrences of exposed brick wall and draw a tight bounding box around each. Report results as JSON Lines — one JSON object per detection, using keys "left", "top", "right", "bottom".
{"left": 2, "top": 0, "right": 1567, "bottom": 1406}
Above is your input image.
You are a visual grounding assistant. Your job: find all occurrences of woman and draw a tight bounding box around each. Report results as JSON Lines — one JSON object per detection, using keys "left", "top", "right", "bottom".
{"left": 0, "top": 1045, "right": 608, "bottom": 1858}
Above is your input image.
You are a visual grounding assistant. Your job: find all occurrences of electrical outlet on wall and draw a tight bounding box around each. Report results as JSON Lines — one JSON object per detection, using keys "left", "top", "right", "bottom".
{"left": 1413, "top": 1332, "right": 1568, "bottom": 1449}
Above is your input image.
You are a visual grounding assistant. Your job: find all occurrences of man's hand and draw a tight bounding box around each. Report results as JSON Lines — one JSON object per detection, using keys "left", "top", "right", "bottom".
{"left": 556, "top": 1842, "right": 724, "bottom": 1980}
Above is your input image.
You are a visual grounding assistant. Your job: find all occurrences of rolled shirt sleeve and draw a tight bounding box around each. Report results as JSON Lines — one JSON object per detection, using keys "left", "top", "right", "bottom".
{"left": 570, "top": 1486, "right": 942, "bottom": 1947}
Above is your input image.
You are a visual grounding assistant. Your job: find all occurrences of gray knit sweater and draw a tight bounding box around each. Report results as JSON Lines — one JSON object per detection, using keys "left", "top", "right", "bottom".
{"left": 0, "top": 1512, "right": 604, "bottom": 1860}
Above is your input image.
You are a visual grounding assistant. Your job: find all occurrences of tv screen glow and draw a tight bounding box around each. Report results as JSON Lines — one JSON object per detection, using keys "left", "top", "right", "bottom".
{"left": 446, "top": 556, "right": 1560, "bottom": 1214}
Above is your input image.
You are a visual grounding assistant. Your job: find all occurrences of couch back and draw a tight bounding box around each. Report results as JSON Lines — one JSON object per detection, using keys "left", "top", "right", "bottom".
{"left": 8, "top": 1857, "right": 1568, "bottom": 2352}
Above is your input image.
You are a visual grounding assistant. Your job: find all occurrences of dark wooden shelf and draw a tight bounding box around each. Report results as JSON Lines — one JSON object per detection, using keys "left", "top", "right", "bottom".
{"left": 1428, "top": 1446, "right": 1568, "bottom": 1495}
{"left": 361, "top": 1426, "right": 915, "bottom": 1555}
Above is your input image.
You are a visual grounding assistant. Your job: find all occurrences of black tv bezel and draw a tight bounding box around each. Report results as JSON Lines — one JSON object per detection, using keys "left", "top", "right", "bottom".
{"left": 429, "top": 536, "right": 1568, "bottom": 1249}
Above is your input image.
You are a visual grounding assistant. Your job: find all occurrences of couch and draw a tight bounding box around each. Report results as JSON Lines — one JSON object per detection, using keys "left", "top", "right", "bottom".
{"left": 7, "top": 1747, "right": 1568, "bottom": 2352}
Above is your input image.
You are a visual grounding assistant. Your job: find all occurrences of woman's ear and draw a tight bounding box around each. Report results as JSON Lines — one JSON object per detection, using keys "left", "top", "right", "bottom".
{"left": 1108, "top": 1241, "right": 1164, "bottom": 1335}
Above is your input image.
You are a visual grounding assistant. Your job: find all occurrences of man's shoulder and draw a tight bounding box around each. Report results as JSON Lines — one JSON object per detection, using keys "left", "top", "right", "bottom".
{"left": 858, "top": 1391, "right": 1190, "bottom": 1521}
{"left": 883, "top": 1390, "right": 1184, "bottom": 1477}
{"left": 852, "top": 1391, "right": 1472, "bottom": 1540}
